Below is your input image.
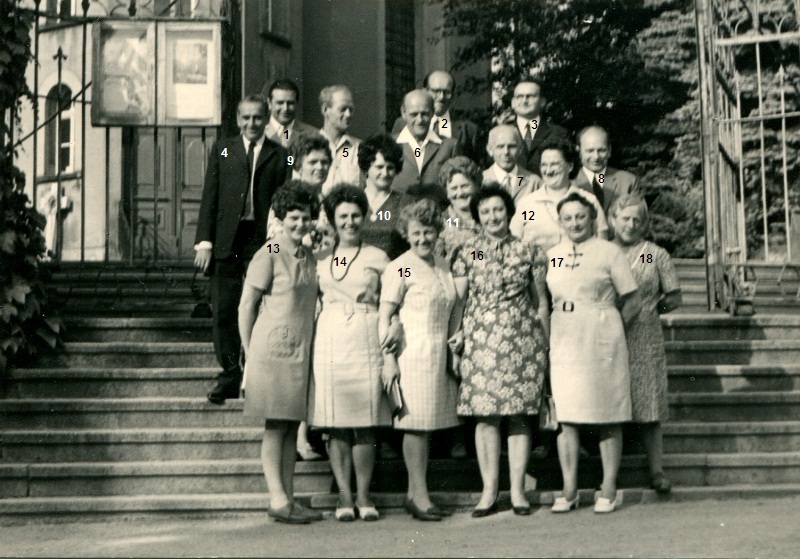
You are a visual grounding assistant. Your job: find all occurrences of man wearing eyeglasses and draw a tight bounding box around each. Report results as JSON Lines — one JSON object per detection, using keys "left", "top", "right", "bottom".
{"left": 392, "top": 70, "right": 482, "bottom": 166}
{"left": 510, "top": 79, "right": 569, "bottom": 174}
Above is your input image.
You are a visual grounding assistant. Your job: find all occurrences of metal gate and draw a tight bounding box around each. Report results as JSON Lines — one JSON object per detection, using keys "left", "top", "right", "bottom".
{"left": 696, "top": 0, "right": 800, "bottom": 312}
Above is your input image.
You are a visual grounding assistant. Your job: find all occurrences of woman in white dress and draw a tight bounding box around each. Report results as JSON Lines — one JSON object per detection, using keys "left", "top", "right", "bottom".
{"left": 309, "top": 185, "right": 396, "bottom": 522}
{"left": 546, "top": 191, "right": 642, "bottom": 514}
{"left": 379, "top": 198, "right": 464, "bottom": 521}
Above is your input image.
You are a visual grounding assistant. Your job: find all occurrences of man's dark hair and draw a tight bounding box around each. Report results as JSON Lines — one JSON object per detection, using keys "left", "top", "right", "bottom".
{"left": 267, "top": 79, "right": 300, "bottom": 101}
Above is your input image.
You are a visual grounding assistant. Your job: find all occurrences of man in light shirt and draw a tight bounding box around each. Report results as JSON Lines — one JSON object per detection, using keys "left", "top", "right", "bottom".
{"left": 574, "top": 125, "right": 639, "bottom": 217}
{"left": 391, "top": 70, "right": 482, "bottom": 165}
{"left": 510, "top": 79, "right": 569, "bottom": 174}
{"left": 483, "top": 124, "right": 542, "bottom": 204}
{"left": 392, "top": 89, "right": 461, "bottom": 196}
{"left": 319, "top": 85, "right": 361, "bottom": 194}
{"left": 194, "top": 95, "right": 288, "bottom": 405}
{"left": 262, "top": 79, "right": 318, "bottom": 148}
{"left": 510, "top": 141, "right": 607, "bottom": 252}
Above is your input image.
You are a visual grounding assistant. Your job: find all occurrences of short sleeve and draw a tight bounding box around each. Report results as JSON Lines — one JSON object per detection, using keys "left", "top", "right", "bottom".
{"left": 380, "top": 261, "right": 408, "bottom": 305}
{"left": 451, "top": 245, "right": 469, "bottom": 278}
{"left": 655, "top": 245, "right": 680, "bottom": 294}
{"left": 364, "top": 246, "right": 391, "bottom": 275}
{"left": 608, "top": 244, "right": 638, "bottom": 296}
{"left": 244, "top": 246, "right": 274, "bottom": 291}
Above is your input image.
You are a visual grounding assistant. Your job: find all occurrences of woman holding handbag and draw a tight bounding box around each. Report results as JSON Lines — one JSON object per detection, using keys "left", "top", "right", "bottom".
{"left": 451, "top": 184, "right": 550, "bottom": 517}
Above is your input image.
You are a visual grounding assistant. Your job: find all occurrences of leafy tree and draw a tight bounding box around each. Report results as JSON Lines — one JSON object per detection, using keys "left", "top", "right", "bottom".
{"left": 0, "top": 0, "right": 61, "bottom": 387}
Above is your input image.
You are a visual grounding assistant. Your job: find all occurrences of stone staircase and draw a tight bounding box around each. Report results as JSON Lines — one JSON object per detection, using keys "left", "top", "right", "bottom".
{"left": 1, "top": 260, "right": 799, "bottom": 516}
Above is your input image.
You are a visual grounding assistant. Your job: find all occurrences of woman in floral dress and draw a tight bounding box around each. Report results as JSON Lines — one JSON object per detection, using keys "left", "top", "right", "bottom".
{"left": 609, "top": 194, "right": 681, "bottom": 494}
{"left": 452, "top": 184, "right": 550, "bottom": 517}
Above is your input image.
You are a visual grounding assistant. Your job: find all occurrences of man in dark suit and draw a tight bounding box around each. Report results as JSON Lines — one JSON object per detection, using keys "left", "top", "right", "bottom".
{"left": 262, "top": 79, "right": 318, "bottom": 148}
{"left": 510, "top": 79, "right": 569, "bottom": 174}
{"left": 391, "top": 71, "right": 481, "bottom": 165}
{"left": 392, "top": 89, "right": 461, "bottom": 198}
{"left": 195, "top": 95, "right": 289, "bottom": 405}
{"left": 574, "top": 125, "right": 639, "bottom": 222}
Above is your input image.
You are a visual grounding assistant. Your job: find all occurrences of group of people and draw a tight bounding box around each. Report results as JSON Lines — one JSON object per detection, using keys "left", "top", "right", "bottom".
{"left": 194, "top": 70, "right": 683, "bottom": 524}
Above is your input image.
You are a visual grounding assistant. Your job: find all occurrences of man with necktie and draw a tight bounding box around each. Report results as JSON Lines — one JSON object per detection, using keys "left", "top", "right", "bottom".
{"left": 574, "top": 125, "right": 639, "bottom": 228}
{"left": 391, "top": 70, "right": 482, "bottom": 166}
{"left": 195, "top": 95, "right": 289, "bottom": 405}
{"left": 510, "top": 79, "right": 569, "bottom": 174}
{"left": 392, "top": 89, "right": 461, "bottom": 197}
{"left": 262, "top": 79, "right": 318, "bottom": 148}
{"left": 483, "top": 124, "right": 542, "bottom": 204}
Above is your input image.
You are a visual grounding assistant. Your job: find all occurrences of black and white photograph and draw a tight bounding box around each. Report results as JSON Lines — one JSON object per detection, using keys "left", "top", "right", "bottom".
{"left": 0, "top": 0, "right": 799, "bottom": 557}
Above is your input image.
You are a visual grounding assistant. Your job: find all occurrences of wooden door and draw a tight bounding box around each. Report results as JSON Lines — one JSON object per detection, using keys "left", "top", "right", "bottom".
{"left": 135, "top": 127, "right": 178, "bottom": 259}
{"left": 178, "top": 128, "right": 216, "bottom": 258}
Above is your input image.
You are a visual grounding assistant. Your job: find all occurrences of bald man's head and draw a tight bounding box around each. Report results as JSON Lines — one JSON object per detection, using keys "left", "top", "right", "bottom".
{"left": 424, "top": 71, "right": 455, "bottom": 116}
{"left": 401, "top": 90, "right": 435, "bottom": 142}
{"left": 578, "top": 126, "right": 611, "bottom": 173}
{"left": 487, "top": 124, "right": 523, "bottom": 172}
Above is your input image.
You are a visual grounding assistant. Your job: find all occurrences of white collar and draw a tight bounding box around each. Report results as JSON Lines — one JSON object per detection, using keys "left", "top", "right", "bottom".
{"left": 396, "top": 126, "right": 442, "bottom": 148}
{"left": 582, "top": 166, "right": 608, "bottom": 184}
{"left": 268, "top": 116, "right": 294, "bottom": 135}
{"left": 242, "top": 134, "right": 266, "bottom": 150}
{"left": 491, "top": 163, "right": 519, "bottom": 181}
{"left": 516, "top": 114, "right": 540, "bottom": 131}
{"left": 430, "top": 111, "right": 451, "bottom": 127}
{"left": 319, "top": 128, "right": 355, "bottom": 150}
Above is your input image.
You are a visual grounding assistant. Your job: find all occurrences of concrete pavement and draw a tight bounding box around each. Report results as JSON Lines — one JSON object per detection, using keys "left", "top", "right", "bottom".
{"left": 1, "top": 495, "right": 798, "bottom": 558}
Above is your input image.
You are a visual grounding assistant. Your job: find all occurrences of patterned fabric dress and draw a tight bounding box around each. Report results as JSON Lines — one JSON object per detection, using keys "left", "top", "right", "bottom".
{"left": 546, "top": 237, "right": 638, "bottom": 424}
{"left": 380, "top": 250, "right": 460, "bottom": 431}
{"left": 625, "top": 241, "right": 680, "bottom": 422}
{"left": 452, "top": 232, "right": 549, "bottom": 416}
{"left": 437, "top": 206, "right": 481, "bottom": 265}
{"left": 309, "top": 244, "right": 393, "bottom": 428}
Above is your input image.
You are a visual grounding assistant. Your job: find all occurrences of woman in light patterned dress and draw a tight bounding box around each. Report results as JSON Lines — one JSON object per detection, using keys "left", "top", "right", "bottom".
{"left": 452, "top": 184, "right": 550, "bottom": 518}
{"left": 609, "top": 194, "right": 682, "bottom": 495}
{"left": 379, "top": 198, "right": 463, "bottom": 521}
{"left": 437, "top": 156, "right": 483, "bottom": 264}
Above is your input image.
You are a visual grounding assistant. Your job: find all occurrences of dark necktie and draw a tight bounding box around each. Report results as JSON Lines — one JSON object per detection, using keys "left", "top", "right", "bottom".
{"left": 592, "top": 175, "right": 605, "bottom": 209}
{"left": 244, "top": 141, "right": 256, "bottom": 218}
{"left": 433, "top": 119, "right": 440, "bottom": 136}
{"left": 524, "top": 124, "right": 533, "bottom": 150}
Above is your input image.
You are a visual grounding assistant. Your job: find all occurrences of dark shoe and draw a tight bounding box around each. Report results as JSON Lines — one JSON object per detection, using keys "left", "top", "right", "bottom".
{"left": 428, "top": 505, "right": 452, "bottom": 517}
{"left": 404, "top": 499, "right": 442, "bottom": 521}
{"left": 471, "top": 500, "right": 499, "bottom": 518}
{"left": 207, "top": 383, "right": 240, "bottom": 405}
{"left": 650, "top": 472, "right": 672, "bottom": 495}
{"left": 513, "top": 504, "right": 532, "bottom": 516}
{"left": 293, "top": 501, "right": 323, "bottom": 521}
{"left": 267, "top": 503, "right": 310, "bottom": 524}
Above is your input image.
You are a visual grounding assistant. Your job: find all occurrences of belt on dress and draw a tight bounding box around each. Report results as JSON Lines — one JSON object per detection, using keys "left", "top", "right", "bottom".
{"left": 324, "top": 302, "right": 378, "bottom": 316}
{"left": 554, "top": 301, "right": 616, "bottom": 312}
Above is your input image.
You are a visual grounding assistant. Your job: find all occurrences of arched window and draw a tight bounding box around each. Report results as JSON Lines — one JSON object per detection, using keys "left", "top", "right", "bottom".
{"left": 44, "top": 84, "right": 73, "bottom": 175}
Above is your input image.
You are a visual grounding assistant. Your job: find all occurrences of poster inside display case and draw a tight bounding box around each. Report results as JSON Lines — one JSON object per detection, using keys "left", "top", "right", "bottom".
{"left": 91, "top": 20, "right": 221, "bottom": 127}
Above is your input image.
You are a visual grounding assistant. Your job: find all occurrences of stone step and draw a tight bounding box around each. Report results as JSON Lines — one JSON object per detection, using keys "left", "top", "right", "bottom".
{"left": 63, "top": 318, "right": 212, "bottom": 343}
{"left": 665, "top": 340, "right": 800, "bottom": 365}
{"left": 662, "top": 315, "right": 800, "bottom": 341}
{"left": 35, "top": 343, "right": 216, "bottom": 368}
{"left": 661, "top": 422, "right": 800, "bottom": 454}
{"left": 4, "top": 368, "right": 218, "bottom": 399}
{"left": 3, "top": 391, "right": 796, "bottom": 430}
{"left": 669, "top": 392, "right": 800, "bottom": 421}
{"left": 668, "top": 365, "right": 800, "bottom": 393}
{"left": 3, "top": 452, "right": 799, "bottom": 502}
{"left": 59, "top": 301, "right": 200, "bottom": 318}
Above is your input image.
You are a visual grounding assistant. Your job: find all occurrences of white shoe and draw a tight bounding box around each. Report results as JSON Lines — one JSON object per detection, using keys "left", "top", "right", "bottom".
{"left": 594, "top": 492, "right": 622, "bottom": 513}
{"left": 551, "top": 495, "right": 580, "bottom": 513}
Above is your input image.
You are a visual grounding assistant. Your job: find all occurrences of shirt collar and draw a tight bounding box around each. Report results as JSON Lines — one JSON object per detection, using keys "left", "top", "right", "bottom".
{"left": 396, "top": 125, "right": 442, "bottom": 149}
{"left": 516, "top": 114, "right": 540, "bottom": 132}
{"left": 242, "top": 134, "right": 266, "bottom": 150}
{"left": 491, "top": 163, "right": 518, "bottom": 181}
{"left": 319, "top": 128, "right": 355, "bottom": 151}
{"left": 430, "top": 111, "right": 451, "bottom": 130}
{"left": 268, "top": 117, "right": 294, "bottom": 136}
{"left": 582, "top": 166, "right": 607, "bottom": 184}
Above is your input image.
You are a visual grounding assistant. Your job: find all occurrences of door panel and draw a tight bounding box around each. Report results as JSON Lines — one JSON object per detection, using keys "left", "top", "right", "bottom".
{"left": 135, "top": 128, "right": 177, "bottom": 259}
{"left": 179, "top": 128, "right": 216, "bottom": 258}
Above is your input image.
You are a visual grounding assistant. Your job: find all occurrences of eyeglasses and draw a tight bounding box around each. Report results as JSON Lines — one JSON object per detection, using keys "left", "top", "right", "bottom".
{"left": 514, "top": 94, "right": 539, "bottom": 100}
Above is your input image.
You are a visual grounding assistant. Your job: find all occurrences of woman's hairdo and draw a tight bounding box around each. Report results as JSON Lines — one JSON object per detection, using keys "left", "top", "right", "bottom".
{"left": 322, "top": 183, "right": 369, "bottom": 226}
{"left": 357, "top": 133, "right": 404, "bottom": 174}
{"left": 397, "top": 198, "right": 444, "bottom": 240}
{"left": 289, "top": 134, "right": 332, "bottom": 168}
{"left": 556, "top": 190, "right": 598, "bottom": 220}
{"left": 272, "top": 180, "right": 321, "bottom": 220}
{"left": 469, "top": 182, "right": 516, "bottom": 223}
{"left": 609, "top": 193, "right": 649, "bottom": 223}
{"left": 439, "top": 155, "right": 482, "bottom": 190}
{"left": 539, "top": 140, "right": 575, "bottom": 168}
